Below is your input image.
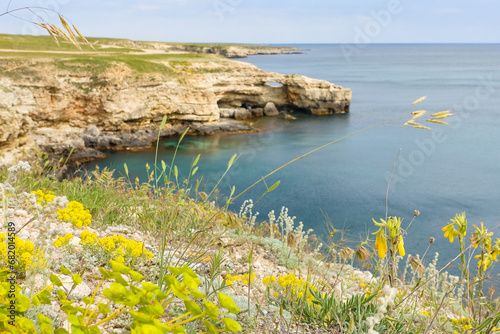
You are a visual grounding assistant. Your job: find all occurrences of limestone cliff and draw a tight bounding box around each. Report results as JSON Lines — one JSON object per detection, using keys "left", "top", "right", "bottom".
{"left": 161, "top": 45, "right": 302, "bottom": 58}
{"left": 0, "top": 47, "right": 351, "bottom": 166}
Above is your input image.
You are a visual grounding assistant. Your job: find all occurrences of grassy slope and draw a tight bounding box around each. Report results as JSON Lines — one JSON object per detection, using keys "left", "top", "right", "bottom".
{"left": 0, "top": 34, "right": 292, "bottom": 76}
{"left": 0, "top": 34, "right": 240, "bottom": 76}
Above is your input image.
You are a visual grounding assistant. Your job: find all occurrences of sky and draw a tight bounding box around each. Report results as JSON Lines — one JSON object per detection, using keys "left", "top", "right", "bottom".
{"left": 0, "top": 0, "right": 499, "bottom": 44}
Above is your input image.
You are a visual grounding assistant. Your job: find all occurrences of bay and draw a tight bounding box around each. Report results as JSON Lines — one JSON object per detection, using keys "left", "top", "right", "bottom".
{"left": 83, "top": 44, "right": 500, "bottom": 282}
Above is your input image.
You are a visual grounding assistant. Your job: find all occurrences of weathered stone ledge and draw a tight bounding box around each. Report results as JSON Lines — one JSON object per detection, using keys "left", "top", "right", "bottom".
{"left": 0, "top": 52, "right": 351, "bottom": 167}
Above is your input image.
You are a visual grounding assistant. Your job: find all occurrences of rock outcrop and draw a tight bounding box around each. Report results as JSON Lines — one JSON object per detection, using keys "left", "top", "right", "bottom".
{"left": 138, "top": 43, "right": 302, "bottom": 59}
{"left": 0, "top": 53, "right": 351, "bottom": 166}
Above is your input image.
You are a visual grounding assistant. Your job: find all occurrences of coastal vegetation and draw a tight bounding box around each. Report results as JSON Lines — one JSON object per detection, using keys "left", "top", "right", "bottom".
{"left": 0, "top": 34, "right": 295, "bottom": 78}
{"left": 1, "top": 103, "right": 499, "bottom": 332}
{"left": 0, "top": 26, "right": 498, "bottom": 334}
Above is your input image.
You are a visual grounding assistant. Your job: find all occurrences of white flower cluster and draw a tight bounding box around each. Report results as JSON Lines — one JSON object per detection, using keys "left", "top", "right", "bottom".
{"left": 238, "top": 199, "right": 259, "bottom": 228}
{"left": 7, "top": 161, "right": 31, "bottom": 174}
{"left": 0, "top": 182, "right": 15, "bottom": 196}
{"left": 366, "top": 285, "right": 398, "bottom": 334}
{"left": 277, "top": 207, "right": 295, "bottom": 239}
{"left": 268, "top": 210, "right": 276, "bottom": 237}
{"left": 274, "top": 207, "right": 314, "bottom": 252}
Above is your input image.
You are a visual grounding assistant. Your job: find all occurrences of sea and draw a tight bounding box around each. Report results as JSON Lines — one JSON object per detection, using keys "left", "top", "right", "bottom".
{"left": 82, "top": 44, "right": 500, "bottom": 283}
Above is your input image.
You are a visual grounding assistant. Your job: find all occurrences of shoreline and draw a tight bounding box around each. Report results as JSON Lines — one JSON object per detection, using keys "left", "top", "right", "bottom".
{"left": 0, "top": 35, "right": 351, "bottom": 168}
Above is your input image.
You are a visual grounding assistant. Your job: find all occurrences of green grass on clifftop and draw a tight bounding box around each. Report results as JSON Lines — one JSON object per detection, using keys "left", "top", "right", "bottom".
{"left": 0, "top": 34, "right": 241, "bottom": 76}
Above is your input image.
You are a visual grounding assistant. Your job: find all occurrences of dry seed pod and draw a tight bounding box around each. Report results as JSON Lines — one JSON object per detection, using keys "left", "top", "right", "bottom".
{"left": 355, "top": 245, "right": 370, "bottom": 262}
{"left": 412, "top": 96, "right": 427, "bottom": 105}
{"left": 427, "top": 119, "right": 448, "bottom": 125}
{"left": 340, "top": 247, "right": 354, "bottom": 260}
{"left": 409, "top": 255, "right": 425, "bottom": 274}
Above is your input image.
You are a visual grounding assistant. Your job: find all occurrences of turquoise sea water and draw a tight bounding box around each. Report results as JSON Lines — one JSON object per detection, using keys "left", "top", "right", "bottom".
{"left": 83, "top": 44, "right": 500, "bottom": 281}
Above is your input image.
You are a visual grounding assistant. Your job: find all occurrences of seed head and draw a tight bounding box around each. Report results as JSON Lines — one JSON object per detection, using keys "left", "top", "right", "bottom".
{"left": 355, "top": 245, "right": 371, "bottom": 262}
{"left": 340, "top": 247, "right": 354, "bottom": 260}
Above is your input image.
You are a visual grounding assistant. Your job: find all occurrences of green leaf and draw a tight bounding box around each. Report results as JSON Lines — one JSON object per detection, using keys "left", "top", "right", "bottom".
{"left": 168, "top": 266, "right": 183, "bottom": 276}
{"left": 204, "top": 320, "right": 218, "bottom": 334}
{"left": 56, "top": 289, "right": 67, "bottom": 301}
{"left": 82, "top": 297, "right": 95, "bottom": 305}
{"left": 171, "top": 325, "right": 187, "bottom": 334}
{"left": 50, "top": 274, "right": 63, "bottom": 287}
{"left": 60, "top": 265, "right": 72, "bottom": 275}
{"left": 227, "top": 154, "right": 237, "bottom": 169}
{"left": 17, "top": 317, "right": 35, "bottom": 330}
{"left": 129, "top": 311, "right": 154, "bottom": 324}
{"left": 184, "top": 300, "right": 202, "bottom": 316}
{"left": 191, "top": 166, "right": 198, "bottom": 176}
{"left": 55, "top": 329, "right": 70, "bottom": 334}
{"left": 174, "top": 165, "right": 178, "bottom": 179}
{"left": 137, "top": 324, "right": 164, "bottom": 334}
{"left": 223, "top": 318, "right": 242, "bottom": 333}
{"left": 67, "top": 314, "right": 81, "bottom": 326}
{"left": 111, "top": 272, "right": 129, "bottom": 286}
{"left": 129, "top": 270, "right": 144, "bottom": 282}
{"left": 122, "top": 293, "right": 142, "bottom": 307}
{"left": 160, "top": 115, "right": 168, "bottom": 130}
{"left": 124, "top": 163, "right": 129, "bottom": 176}
{"left": 103, "top": 282, "right": 128, "bottom": 302}
{"left": 191, "top": 290, "right": 206, "bottom": 299}
{"left": 70, "top": 325, "right": 85, "bottom": 334}
{"left": 72, "top": 273, "right": 82, "bottom": 285}
{"left": 152, "top": 319, "right": 173, "bottom": 333}
{"left": 60, "top": 300, "right": 75, "bottom": 307}
{"left": 37, "top": 313, "right": 52, "bottom": 325}
{"left": 267, "top": 180, "right": 280, "bottom": 193}
{"left": 32, "top": 294, "right": 41, "bottom": 306}
{"left": 141, "top": 282, "right": 160, "bottom": 292}
{"left": 99, "top": 267, "right": 113, "bottom": 279}
{"left": 217, "top": 292, "right": 240, "bottom": 314}
{"left": 183, "top": 273, "right": 200, "bottom": 290}
{"left": 110, "top": 260, "right": 131, "bottom": 275}
{"left": 148, "top": 300, "right": 165, "bottom": 316}
{"left": 41, "top": 323, "right": 55, "bottom": 334}
{"left": 17, "top": 293, "right": 30, "bottom": 312}
{"left": 203, "top": 300, "right": 219, "bottom": 322}
{"left": 164, "top": 276, "right": 189, "bottom": 301}
{"left": 38, "top": 288, "right": 52, "bottom": 304}
{"left": 193, "top": 154, "right": 200, "bottom": 167}
{"left": 161, "top": 160, "right": 167, "bottom": 172}
{"left": 0, "top": 269, "right": 10, "bottom": 281}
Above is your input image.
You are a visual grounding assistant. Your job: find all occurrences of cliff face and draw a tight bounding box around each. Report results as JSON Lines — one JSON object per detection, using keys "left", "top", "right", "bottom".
{"left": 0, "top": 53, "right": 351, "bottom": 165}
{"left": 162, "top": 45, "right": 302, "bottom": 58}
{"left": 123, "top": 41, "right": 302, "bottom": 58}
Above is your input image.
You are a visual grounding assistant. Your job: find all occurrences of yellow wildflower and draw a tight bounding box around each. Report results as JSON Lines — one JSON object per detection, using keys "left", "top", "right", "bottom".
{"left": 373, "top": 229, "right": 388, "bottom": 258}
{"left": 442, "top": 224, "right": 458, "bottom": 243}
{"left": 57, "top": 201, "right": 92, "bottom": 228}
{"left": 31, "top": 189, "right": 56, "bottom": 205}
{"left": 397, "top": 236, "right": 405, "bottom": 257}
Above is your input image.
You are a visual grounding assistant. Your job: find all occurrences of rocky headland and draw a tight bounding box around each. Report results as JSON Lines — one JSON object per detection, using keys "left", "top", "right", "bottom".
{"left": 0, "top": 36, "right": 351, "bottom": 166}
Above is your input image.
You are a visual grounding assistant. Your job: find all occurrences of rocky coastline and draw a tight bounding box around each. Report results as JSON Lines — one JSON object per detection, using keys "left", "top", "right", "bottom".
{"left": 142, "top": 43, "right": 303, "bottom": 58}
{"left": 0, "top": 41, "right": 351, "bottom": 167}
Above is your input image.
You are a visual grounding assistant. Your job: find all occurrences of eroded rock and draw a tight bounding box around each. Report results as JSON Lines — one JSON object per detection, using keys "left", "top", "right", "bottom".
{"left": 264, "top": 102, "right": 279, "bottom": 116}
{"left": 0, "top": 55, "right": 351, "bottom": 164}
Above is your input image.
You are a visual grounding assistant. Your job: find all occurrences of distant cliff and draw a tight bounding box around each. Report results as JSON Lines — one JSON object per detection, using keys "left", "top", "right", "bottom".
{"left": 0, "top": 39, "right": 351, "bottom": 166}
{"left": 162, "top": 44, "right": 302, "bottom": 58}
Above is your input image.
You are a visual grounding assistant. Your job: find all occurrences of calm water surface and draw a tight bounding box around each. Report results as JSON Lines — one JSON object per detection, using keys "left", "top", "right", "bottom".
{"left": 83, "top": 44, "right": 500, "bottom": 282}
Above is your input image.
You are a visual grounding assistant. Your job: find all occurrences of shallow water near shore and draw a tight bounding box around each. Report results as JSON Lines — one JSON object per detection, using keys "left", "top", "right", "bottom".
{"left": 83, "top": 44, "right": 500, "bottom": 283}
